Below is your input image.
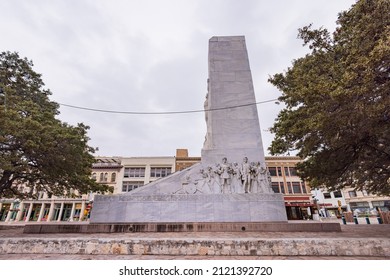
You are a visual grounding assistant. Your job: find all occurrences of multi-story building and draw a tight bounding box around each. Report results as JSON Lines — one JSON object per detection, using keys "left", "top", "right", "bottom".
{"left": 92, "top": 157, "right": 122, "bottom": 188}
{"left": 343, "top": 188, "right": 390, "bottom": 215}
{"left": 0, "top": 155, "right": 176, "bottom": 223}
{"left": 118, "top": 156, "right": 176, "bottom": 193}
{"left": 265, "top": 156, "right": 312, "bottom": 220}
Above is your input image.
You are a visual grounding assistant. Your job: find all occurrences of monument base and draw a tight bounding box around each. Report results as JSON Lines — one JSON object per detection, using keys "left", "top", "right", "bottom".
{"left": 90, "top": 193, "right": 287, "bottom": 223}
{"left": 23, "top": 222, "right": 341, "bottom": 234}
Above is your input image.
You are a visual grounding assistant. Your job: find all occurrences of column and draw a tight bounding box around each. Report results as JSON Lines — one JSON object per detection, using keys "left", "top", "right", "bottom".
{"left": 69, "top": 203, "right": 76, "bottom": 222}
{"left": 25, "top": 203, "right": 34, "bottom": 222}
{"left": 37, "top": 203, "right": 45, "bottom": 222}
{"left": 46, "top": 201, "right": 55, "bottom": 222}
{"left": 15, "top": 202, "right": 24, "bottom": 221}
{"left": 5, "top": 203, "right": 14, "bottom": 222}
{"left": 57, "top": 202, "right": 64, "bottom": 222}
{"left": 79, "top": 201, "right": 86, "bottom": 221}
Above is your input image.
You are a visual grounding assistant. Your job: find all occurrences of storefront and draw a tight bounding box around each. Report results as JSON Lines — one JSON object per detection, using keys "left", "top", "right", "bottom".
{"left": 318, "top": 203, "right": 347, "bottom": 218}
{"left": 284, "top": 196, "right": 313, "bottom": 220}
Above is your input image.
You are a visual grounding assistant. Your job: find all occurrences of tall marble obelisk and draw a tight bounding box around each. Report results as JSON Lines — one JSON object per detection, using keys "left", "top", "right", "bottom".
{"left": 202, "top": 36, "right": 266, "bottom": 165}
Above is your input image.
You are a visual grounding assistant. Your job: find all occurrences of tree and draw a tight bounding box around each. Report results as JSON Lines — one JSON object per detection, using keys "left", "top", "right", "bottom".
{"left": 0, "top": 51, "right": 112, "bottom": 198}
{"left": 268, "top": 0, "right": 390, "bottom": 195}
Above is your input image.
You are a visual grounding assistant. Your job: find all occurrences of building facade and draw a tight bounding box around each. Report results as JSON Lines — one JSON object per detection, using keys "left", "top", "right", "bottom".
{"left": 0, "top": 155, "right": 176, "bottom": 223}
{"left": 311, "top": 188, "right": 348, "bottom": 218}
{"left": 343, "top": 188, "right": 390, "bottom": 215}
{"left": 118, "top": 156, "right": 176, "bottom": 193}
{"left": 265, "top": 156, "right": 312, "bottom": 220}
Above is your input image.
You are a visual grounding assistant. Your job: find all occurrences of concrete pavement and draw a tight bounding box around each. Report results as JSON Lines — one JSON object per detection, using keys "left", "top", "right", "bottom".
{"left": 0, "top": 221, "right": 389, "bottom": 259}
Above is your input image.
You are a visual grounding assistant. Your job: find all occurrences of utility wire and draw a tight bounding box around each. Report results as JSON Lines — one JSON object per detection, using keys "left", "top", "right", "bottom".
{"left": 59, "top": 98, "right": 279, "bottom": 115}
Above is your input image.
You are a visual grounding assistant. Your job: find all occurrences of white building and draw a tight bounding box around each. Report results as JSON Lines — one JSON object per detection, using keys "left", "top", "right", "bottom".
{"left": 0, "top": 156, "right": 176, "bottom": 223}
{"left": 343, "top": 187, "right": 390, "bottom": 215}
{"left": 311, "top": 188, "right": 348, "bottom": 218}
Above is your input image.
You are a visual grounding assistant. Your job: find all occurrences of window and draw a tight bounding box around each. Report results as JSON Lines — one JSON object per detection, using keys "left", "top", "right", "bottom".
{"left": 372, "top": 201, "right": 385, "bottom": 207}
{"left": 292, "top": 182, "right": 302, "bottom": 194}
{"left": 103, "top": 173, "right": 108, "bottom": 182}
{"left": 348, "top": 191, "right": 357, "bottom": 198}
{"left": 284, "top": 167, "right": 298, "bottom": 177}
{"left": 289, "top": 167, "right": 298, "bottom": 176}
{"left": 349, "top": 201, "right": 369, "bottom": 207}
{"left": 92, "top": 173, "right": 97, "bottom": 181}
{"left": 268, "top": 167, "right": 277, "bottom": 176}
{"left": 279, "top": 182, "right": 285, "bottom": 194}
{"left": 122, "top": 181, "right": 144, "bottom": 192}
{"left": 333, "top": 191, "right": 342, "bottom": 198}
{"left": 323, "top": 193, "right": 331, "bottom": 199}
{"left": 271, "top": 182, "right": 280, "bottom": 193}
{"left": 99, "top": 173, "right": 104, "bottom": 182}
{"left": 111, "top": 173, "right": 116, "bottom": 182}
{"left": 287, "top": 182, "right": 292, "bottom": 194}
{"left": 150, "top": 167, "right": 172, "bottom": 178}
{"left": 277, "top": 167, "right": 282, "bottom": 176}
{"left": 301, "top": 182, "right": 307, "bottom": 193}
{"left": 124, "top": 167, "right": 145, "bottom": 178}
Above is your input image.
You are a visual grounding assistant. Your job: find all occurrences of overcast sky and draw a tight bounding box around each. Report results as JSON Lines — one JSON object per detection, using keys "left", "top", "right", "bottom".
{"left": 1, "top": 0, "right": 356, "bottom": 158}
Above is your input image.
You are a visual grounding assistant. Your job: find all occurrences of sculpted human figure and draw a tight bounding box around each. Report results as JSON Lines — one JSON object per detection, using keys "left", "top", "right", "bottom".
{"left": 266, "top": 170, "right": 274, "bottom": 193}
{"left": 251, "top": 162, "right": 259, "bottom": 193}
{"left": 207, "top": 166, "right": 220, "bottom": 193}
{"left": 231, "top": 162, "right": 243, "bottom": 193}
{"left": 256, "top": 162, "right": 272, "bottom": 193}
{"left": 256, "top": 162, "right": 268, "bottom": 193}
{"left": 176, "top": 175, "right": 197, "bottom": 194}
{"left": 241, "top": 157, "right": 252, "bottom": 193}
{"left": 217, "top": 157, "right": 232, "bottom": 193}
{"left": 197, "top": 168, "right": 212, "bottom": 193}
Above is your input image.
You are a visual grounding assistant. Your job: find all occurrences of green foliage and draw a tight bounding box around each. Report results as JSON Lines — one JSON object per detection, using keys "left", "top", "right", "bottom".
{"left": 268, "top": 0, "right": 390, "bottom": 195}
{"left": 0, "top": 51, "right": 112, "bottom": 198}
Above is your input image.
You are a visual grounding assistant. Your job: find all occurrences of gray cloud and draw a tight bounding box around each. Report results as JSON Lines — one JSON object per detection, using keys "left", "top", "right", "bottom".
{"left": 0, "top": 0, "right": 355, "bottom": 157}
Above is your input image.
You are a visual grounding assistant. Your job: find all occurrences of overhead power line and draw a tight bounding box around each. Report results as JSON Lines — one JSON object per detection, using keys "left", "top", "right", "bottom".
{"left": 59, "top": 99, "right": 279, "bottom": 115}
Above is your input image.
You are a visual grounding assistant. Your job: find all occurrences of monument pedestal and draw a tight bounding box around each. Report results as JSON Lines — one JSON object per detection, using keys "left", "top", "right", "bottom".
{"left": 90, "top": 193, "right": 287, "bottom": 223}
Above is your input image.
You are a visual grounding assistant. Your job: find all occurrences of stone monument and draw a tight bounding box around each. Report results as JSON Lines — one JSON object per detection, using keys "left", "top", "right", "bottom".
{"left": 90, "top": 36, "right": 288, "bottom": 224}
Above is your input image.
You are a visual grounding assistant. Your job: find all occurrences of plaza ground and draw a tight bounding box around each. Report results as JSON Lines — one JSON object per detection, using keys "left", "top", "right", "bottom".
{"left": 0, "top": 220, "right": 389, "bottom": 260}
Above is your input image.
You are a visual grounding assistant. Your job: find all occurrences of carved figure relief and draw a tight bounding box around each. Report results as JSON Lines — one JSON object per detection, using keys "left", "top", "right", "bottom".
{"left": 231, "top": 162, "right": 243, "bottom": 193}
{"left": 216, "top": 157, "right": 232, "bottom": 193}
{"left": 241, "top": 157, "right": 252, "bottom": 193}
{"left": 176, "top": 157, "right": 274, "bottom": 195}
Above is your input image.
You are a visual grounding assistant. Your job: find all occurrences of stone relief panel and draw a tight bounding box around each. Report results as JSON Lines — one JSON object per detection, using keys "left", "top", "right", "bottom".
{"left": 173, "top": 157, "right": 274, "bottom": 195}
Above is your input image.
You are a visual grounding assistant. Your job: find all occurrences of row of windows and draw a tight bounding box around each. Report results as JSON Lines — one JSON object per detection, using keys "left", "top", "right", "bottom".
{"left": 323, "top": 191, "right": 343, "bottom": 199}
{"left": 124, "top": 168, "right": 145, "bottom": 178}
{"left": 150, "top": 167, "right": 172, "bottom": 178}
{"left": 268, "top": 166, "right": 298, "bottom": 177}
{"left": 348, "top": 190, "right": 370, "bottom": 198}
{"left": 123, "top": 167, "right": 172, "bottom": 178}
{"left": 92, "top": 172, "right": 116, "bottom": 183}
{"left": 122, "top": 181, "right": 144, "bottom": 192}
{"left": 271, "top": 181, "right": 307, "bottom": 194}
